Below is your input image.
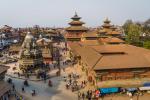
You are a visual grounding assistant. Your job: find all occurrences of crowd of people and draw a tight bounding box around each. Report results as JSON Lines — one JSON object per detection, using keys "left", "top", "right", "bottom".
{"left": 65, "top": 73, "right": 88, "bottom": 92}
{"left": 64, "top": 73, "right": 100, "bottom": 100}
{"left": 77, "top": 90, "right": 100, "bottom": 100}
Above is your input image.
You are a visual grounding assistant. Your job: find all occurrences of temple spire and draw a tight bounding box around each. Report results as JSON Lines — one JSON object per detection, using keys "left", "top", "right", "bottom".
{"left": 104, "top": 17, "right": 111, "bottom": 23}
{"left": 74, "top": 11, "right": 78, "bottom": 17}
{"left": 71, "top": 12, "right": 81, "bottom": 20}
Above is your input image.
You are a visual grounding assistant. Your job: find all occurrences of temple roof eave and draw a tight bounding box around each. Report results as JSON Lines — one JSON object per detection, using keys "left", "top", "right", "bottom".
{"left": 65, "top": 26, "right": 88, "bottom": 31}
{"left": 102, "top": 24, "right": 112, "bottom": 28}
{"left": 69, "top": 21, "right": 85, "bottom": 25}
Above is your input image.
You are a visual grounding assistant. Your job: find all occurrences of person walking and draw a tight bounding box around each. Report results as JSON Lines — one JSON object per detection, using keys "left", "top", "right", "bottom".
{"left": 88, "top": 91, "right": 92, "bottom": 100}
{"left": 78, "top": 91, "right": 81, "bottom": 100}
{"left": 7, "top": 78, "right": 12, "bottom": 84}
{"left": 22, "top": 86, "right": 25, "bottom": 92}
{"left": 24, "top": 80, "right": 29, "bottom": 86}
{"left": 65, "top": 83, "right": 68, "bottom": 89}
{"left": 31, "top": 90, "right": 36, "bottom": 96}
{"left": 12, "top": 84, "right": 15, "bottom": 91}
{"left": 82, "top": 92, "right": 85, "bottom": 100}
{"left": 17, "top": 72, "right": 20, "bottom": 77}
{"left": 48, "top": 80, "right": 53, "bottom": 87}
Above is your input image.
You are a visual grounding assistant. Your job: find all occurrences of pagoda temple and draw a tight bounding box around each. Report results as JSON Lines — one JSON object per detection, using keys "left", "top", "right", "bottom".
{"left": 19, "top": 32, "right": 43, "bottom": 73}
{"left": 65, "top": 12, "right": 88, "bottom": 41}
{"left": 99, "top": 18, "right": 113, "bottom": 34}
{"left": 98, "top": 18, "right": 123, "bottom": 37}
{"left": 101, "top": 18, "right": 112, "bottom": 33}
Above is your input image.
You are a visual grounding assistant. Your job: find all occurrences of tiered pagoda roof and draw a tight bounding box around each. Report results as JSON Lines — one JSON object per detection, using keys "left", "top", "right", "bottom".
{"left": 111, "top": 25, "right": 117, "bottom": 31}
{"left": 99, "top": 18, "right": 122, "bottom": 36}
{"left": 69, "top": 21, "right": 85, "bottom": 26}
{"left": 108, "top": 25, "right": 122, "bottom": 35}
{"left": 102, "top": 18, "right": 112, "bottom": 28}
{"left": 66, "top": 26, "right": 88, "bottom": 31}
{"left": 99, "top": 37, "right": 125, "bottom": 44}
{"left": 66, "top": 12, "right": 88, "bottom": 31}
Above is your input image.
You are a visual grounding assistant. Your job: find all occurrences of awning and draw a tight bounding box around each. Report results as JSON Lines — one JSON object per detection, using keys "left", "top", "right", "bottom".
{"left": 126, "top": 88, "right": 137, "bottom": 92}
{"left": 99, "top": 87, "right": 119, "bottom": 94}
{"left": 143, "top": 82, "right": 150, "bottom": 87}
{"left": 139, "top": 86, "right": 150, "bottom": 91}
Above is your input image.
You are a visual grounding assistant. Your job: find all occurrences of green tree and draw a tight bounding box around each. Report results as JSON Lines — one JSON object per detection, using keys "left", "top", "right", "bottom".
{"left": 143, "top": 41, "right": 150, "bottom": 49}
{"left": 122, "top": 19, "right": 133, "bottom": 34}
{"left": 143, "top": 19, "right": 150, "bottom": 36}
{"left": 125, "top": 24, "right": 142, "bottom": 45}
{"left": 123, "top": 20, "right": 142, "bottom": 45}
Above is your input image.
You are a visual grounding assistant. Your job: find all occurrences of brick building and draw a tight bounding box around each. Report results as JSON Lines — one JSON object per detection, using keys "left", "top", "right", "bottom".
{"left": 68, "top": 42, "right": 150, "bottom": 86}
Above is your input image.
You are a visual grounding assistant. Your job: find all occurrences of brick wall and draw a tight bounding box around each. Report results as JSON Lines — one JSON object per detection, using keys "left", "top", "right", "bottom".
{"left": 95, "top": 68, "right": 150, "bottom": 81}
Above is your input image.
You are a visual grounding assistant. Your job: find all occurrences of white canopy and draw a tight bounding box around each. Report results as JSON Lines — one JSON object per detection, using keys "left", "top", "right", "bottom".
{"left": 139, "top": 87, "right": 150, "bottom": 91}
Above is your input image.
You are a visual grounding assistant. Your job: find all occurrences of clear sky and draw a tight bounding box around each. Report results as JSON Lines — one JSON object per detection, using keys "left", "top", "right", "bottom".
{"left": 0, "top": 0, "right": 150, "bottom": 27}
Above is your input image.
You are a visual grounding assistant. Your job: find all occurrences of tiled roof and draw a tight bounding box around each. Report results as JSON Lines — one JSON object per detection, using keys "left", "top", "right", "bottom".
{"left": 82, "top": 31, "right": 98, "bottom": 37}
{"left": 68, "top": 42, "right": 150, "bottom": 71}
{"left": 69, "top": 21, "right": 85, "bottom": 25}
{"left": 0, "top": 81, "right": 11, "bottom": 97}
{"left": 102, "top": 23, "right": 112, "bottom": 28}
{"left": 0, "top": 65, "right": 9, "bottom": 74}
{"left": 94, "top": 54, "right": 150, "bottom": 70}
{"left": 99, "top": 37, "right": 125, "bottom": 43}
{"left": 66, "top": 26, "right": 88, "bottom": 31}
{"left": 93, "top": 44, "right": 150, "bottom": 70}
{"left": 79, "top": 40, "right": 100, "bottom": 46}
{"left": 68, "top": 42, "right": 102, "bottom": 68}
